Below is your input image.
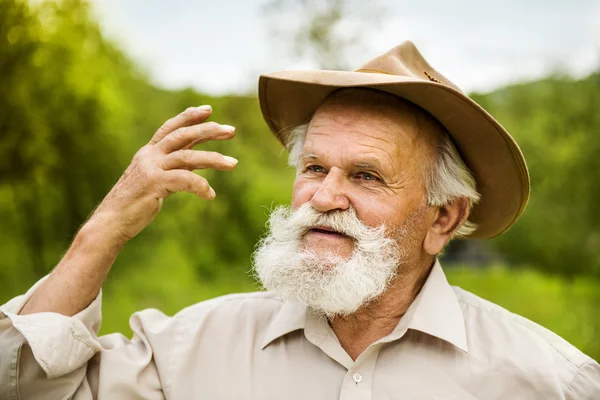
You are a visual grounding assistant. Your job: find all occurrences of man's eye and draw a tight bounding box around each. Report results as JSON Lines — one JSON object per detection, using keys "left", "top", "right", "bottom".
{"left": 307, "top": 165, "right": 326, "bottom": 173}
{"left": 356, "top": 172, "right": 380, "bottom": 182}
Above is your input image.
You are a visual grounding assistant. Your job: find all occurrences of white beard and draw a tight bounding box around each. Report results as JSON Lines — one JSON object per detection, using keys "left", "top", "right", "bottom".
{"left": 252, "top": 203, "right": 408, "bottom": 318}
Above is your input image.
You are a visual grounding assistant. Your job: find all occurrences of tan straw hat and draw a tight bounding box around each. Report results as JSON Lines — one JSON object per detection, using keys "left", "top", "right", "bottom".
{"left": 258, "top": 40, "right": 530, "bottom": 239}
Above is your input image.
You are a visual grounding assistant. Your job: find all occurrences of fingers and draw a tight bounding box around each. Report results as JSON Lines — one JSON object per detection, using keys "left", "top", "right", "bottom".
{"left": 149, "top": 105, "right": 213, "bottom": 145}
{"left": 159, "top": 150, "right": 238, "bottom": 171}
{"left": 162, "top": 170, "right": 216, "bottom": 200}
{"left": 144, "top": 106, "right": 237, "bottom": 202}
{"left": 158, "top": 122, "right": 235, "bottom": 153}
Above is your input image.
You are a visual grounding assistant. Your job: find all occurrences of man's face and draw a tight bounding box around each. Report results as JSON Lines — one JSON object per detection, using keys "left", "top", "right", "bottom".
{"left": 291, "top": 93, "right": 435, "bottom": 260}
{"left": 253, "top": 91, "right": 441, "bottom": 316}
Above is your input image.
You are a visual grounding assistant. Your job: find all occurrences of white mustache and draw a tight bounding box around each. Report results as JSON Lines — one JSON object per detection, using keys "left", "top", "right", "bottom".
{"left": 270, "top": 203, "right": 387, "bottom": 244}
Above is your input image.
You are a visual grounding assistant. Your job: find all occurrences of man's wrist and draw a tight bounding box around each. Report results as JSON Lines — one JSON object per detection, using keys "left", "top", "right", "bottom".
{"left": 75, "top": 212, "right": 128, "bottom": 254}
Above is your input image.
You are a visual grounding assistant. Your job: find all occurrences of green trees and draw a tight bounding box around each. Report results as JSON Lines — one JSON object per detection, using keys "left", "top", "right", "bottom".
{"left": 1, "top": 0, "right": 130, "bottom": 285}
{"left": 473, "top": 74, "right": 600, "bottom": 277}
{"left": 0, "top": 0, "right": 293, "bottom": 299}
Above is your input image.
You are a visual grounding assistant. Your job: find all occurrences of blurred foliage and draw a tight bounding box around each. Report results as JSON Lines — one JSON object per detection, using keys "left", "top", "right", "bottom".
{"left": 0, "top": 0, "right": 598, "bottom": 360}
{"left": 0, "top": 0, "right": 294, "bottom": 297}
{"left": 474, "top": 75, "right": 600, "bottom": 277}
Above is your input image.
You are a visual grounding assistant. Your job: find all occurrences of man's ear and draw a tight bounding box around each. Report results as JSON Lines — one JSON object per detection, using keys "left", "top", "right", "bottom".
{"left": 423, "top": 197, "right": 470, "bottom": 255}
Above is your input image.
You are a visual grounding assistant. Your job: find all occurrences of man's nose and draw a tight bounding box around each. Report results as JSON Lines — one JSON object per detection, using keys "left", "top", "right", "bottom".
{"left": 311, "top": 168, "right": 350, "bottom": 212}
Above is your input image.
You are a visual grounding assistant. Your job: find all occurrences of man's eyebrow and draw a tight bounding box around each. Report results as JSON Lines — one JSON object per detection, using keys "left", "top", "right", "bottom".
{"left": 354, "top": 159, "right": 386, "bottom": 172}
{"left": 299, "top": 152, "right": 318, "bottom": 162}
{"left": 299, "top": 152, "right": 389, "bottom": 170}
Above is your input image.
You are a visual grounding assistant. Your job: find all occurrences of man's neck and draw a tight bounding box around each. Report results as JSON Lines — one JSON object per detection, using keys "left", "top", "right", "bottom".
{"left": 328, "top": 255, "right": 435, "bottom": 361}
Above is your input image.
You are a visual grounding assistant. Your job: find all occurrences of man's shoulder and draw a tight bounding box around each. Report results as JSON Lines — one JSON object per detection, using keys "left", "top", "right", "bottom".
{"left": 172, "top": 290, "right": 285, "bottom": 327}
{"left": 452, "top": 286, "right": 591, "bottom": 368}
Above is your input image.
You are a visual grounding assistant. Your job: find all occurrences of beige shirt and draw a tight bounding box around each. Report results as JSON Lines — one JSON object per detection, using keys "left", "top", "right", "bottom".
{"left": 1, "top": 261, "right": 598, "bottom": 399}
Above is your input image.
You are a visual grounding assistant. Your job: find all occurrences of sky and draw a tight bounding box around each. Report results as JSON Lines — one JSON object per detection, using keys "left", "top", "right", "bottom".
{"left": 91, "top": 0, "right": 600, "bottom": 96}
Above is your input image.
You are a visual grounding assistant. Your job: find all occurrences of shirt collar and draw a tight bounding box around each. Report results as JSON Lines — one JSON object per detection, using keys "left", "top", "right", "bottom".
{"left": 395, "top": 259, "right": 468, "bottom": 352}
{"left": 261, "top": 300, "right": 307, "bottom": 349}
{"left": 261, "top": 259, "right": 468, "bottom": 353}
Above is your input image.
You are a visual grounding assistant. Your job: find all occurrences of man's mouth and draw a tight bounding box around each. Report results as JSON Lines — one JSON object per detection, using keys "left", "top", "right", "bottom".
{"left": 309, "top": 225, "right": 348, "bottom": 237}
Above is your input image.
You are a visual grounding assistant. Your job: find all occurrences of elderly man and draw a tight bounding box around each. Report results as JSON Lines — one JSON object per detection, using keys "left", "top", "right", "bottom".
{"left": 1, "top": 41, "right": 598, "bottom": 399}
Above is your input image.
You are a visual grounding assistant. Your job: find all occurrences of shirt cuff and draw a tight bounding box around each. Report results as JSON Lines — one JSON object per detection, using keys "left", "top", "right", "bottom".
{"left": 0, "top": 276, "right": 103, "bottom": 379}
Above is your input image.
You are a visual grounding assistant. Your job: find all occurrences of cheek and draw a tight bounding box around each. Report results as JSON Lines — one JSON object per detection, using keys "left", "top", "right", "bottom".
{"left": 352, "top": 191, "right": 425, "bottom": 232}
{"left": 291, "top": 177, "right": 317, "bottom": 209}
{"left": 351, "top": 196, "right": 398, "bottom": 227}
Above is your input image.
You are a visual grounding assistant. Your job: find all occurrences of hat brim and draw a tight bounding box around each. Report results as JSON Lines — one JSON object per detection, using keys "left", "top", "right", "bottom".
{"left": 258, "top": 70, "right": 530, "bottom": 239}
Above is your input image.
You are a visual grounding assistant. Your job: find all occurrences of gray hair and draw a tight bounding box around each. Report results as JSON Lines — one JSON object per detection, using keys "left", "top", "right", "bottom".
{"left": 285, "top": 124, "right": 480, "bottom": 238}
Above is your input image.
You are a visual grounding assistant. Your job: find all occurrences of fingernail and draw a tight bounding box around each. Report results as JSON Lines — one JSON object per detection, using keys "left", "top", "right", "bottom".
{"left": 197, "top": 105, "right": 211, "bottom": 111}
{"left": 223, "top": 156, "right": 238, "bottom": 165}
{"left": 221, "top": 124, "right": 235, "bottom": 132}
{"left": 209, "top": 187, "right": 216, "bottom": 199}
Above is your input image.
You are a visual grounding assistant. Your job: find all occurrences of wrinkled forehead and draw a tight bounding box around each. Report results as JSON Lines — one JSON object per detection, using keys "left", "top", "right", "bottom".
{"left": 306, "top": 88, "right": 446, "bottom": 163}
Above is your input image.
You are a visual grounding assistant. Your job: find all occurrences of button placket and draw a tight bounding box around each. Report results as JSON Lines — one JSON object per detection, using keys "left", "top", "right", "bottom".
{"left": 339, "top": 344, "right": 382, "bottom": 399}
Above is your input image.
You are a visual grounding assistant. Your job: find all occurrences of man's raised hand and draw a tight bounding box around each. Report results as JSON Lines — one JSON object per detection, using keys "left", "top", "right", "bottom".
{"left": 93, "top": 105, "right": 237, "bottom": 244}
{"left": 18, "top": 105, "right": 237, "bottom": 316}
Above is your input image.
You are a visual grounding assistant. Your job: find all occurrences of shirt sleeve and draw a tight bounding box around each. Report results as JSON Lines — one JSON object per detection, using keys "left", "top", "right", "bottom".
{"left": 0, "top": 277, "right": 171, "bottom": 400}
{"left": 565, "top": 359, "right": 600, "bottom": 400}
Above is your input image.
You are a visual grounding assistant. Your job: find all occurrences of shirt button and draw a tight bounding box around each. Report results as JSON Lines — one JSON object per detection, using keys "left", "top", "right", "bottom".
{"left": 353, "top": 373, "right": 363, "bottom": 383}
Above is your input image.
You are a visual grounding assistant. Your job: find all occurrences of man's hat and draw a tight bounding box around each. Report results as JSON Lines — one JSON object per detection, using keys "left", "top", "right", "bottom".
{"left": 258, "top": 41, "right": 530, "bottom": 239}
